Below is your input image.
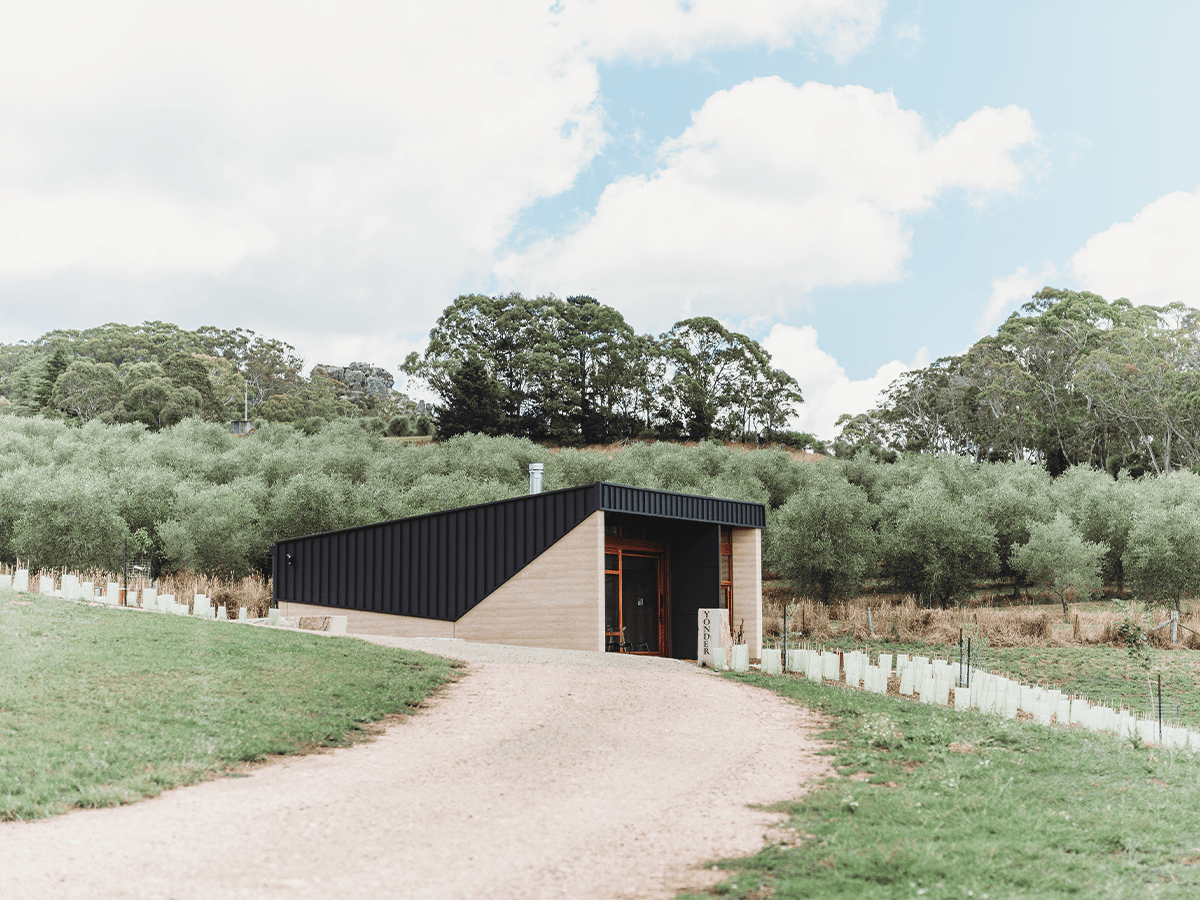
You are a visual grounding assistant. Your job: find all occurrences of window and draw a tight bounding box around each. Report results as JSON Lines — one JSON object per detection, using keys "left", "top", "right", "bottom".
{"left": 719, "top": 526, "right": 733, "bottom": 612}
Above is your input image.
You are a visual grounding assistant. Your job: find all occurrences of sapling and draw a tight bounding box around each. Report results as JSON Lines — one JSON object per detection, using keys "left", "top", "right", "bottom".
{"left": 1114, "top": 598, "right": 1156, "bottom": 714}
{"left": 782, "top": 598, "right": 798, "bottom": 658}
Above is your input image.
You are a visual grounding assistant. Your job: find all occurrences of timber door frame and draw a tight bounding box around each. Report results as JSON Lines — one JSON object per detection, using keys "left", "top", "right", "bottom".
{"left": 604, "top": 536, "right": 670, "bottom": 657}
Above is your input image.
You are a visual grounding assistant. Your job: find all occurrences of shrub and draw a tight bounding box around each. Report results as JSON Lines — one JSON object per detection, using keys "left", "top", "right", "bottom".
{"left": 385, "top": 415, "right": 413, "bottom": 437}
{"left": 1122, "top": 502, "right": 1200, "bottom": 611}
{"left": 266, "top": 471, "right": 369, "bottom": 540}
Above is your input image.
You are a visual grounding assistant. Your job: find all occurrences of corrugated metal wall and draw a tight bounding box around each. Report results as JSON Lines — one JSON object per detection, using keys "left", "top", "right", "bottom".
{"left": 598, "top": 483, "right": 765, "bottom": 528}
{"left": 272, "top": 481, "right": 765, "bottom": 621}
{"left": 273, "top": 484, "right": 597, "bottom": 619}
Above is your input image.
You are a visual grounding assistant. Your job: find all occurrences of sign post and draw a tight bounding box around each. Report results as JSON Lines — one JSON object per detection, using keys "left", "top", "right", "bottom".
{"left": 697, "top": 608, "right": 732, "bottom": 667}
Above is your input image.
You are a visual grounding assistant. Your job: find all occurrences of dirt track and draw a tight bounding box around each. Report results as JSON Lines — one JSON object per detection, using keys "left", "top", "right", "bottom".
{"left": 1, "top": 637, "right": 831, "bottom": 900}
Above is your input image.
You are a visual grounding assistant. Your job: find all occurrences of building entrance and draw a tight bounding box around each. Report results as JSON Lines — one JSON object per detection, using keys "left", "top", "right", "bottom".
{"left": 604, "top": 545, "right": 668, "bottom": 656}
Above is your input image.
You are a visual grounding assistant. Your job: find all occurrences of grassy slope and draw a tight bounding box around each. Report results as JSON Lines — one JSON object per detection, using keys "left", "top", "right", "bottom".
{"left": 682, "top": 666, "right": 1200, "bottom": 900}
{"left": 810, "top": 633, "right": 1200, "bottom": 729}
{"left": 0, "top": 589, "right": 456, "bottom": 820}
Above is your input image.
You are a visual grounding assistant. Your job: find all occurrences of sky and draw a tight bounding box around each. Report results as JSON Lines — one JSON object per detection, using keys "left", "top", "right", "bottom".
{"left": 3, "top": 1, "right": 1200, "bottom": 439}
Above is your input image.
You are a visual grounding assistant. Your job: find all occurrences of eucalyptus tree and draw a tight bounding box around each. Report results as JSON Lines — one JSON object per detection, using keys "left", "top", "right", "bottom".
{"left": 616, "top": 333, "right": 669, "bottom": 437}
{"left": 874, "top": 356, "right": 983, "bottom": 456}
{"left": 660, "top": 317, "right": 802, "bottom": 441}
{"left": 1075, "top": 305, "right": 1200, "bottom": 474}
{"left": 405, "top": 295, "right": 799, "bottom": 444}
{"left": 50, "top": 359, "right": 122, "bottom": 423}
{"left": 981, "top": 288, "right": 1154, "bottom": 473}
{"left": 258, "top": 366, "right": 357, "bottom": 424}
{"left": 402, "top": 293, "right": 545, "bottom": 434}
{"left": 552, "top": 295, "right": 641, "bottom": 442}
{"left": 832, "top": 409, "right": 893, "bottom": 458}
{"left": 958, "top": 339, "right": 1041, "bottom": 462}
{"left": 34, "top": 321, "right": 206, "bottom": 368}
{"left": 118, "top": 362, "right": 203, "bottom": 430}
{"left": 194, "top": 326, "right": 306, "bottom": 414}
{"left": 853, "top": 287, "right": 1170, "bottom": 472}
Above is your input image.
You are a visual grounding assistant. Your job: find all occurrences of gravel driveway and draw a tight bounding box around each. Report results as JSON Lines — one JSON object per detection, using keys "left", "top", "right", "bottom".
{"left": 1, "top": 636, "right": 831, "bottom": 900}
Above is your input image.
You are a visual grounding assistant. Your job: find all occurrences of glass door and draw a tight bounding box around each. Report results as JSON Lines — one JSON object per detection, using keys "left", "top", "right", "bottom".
{"left": 621, "top": 554, "right": 659, "bottom": 653}
{"left": 604, "top": 548, "right": 667, "bottom": 655}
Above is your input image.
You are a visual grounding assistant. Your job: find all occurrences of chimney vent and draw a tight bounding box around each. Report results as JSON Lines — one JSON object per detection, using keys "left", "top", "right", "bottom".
{"left": 529, "top": 463, "right": 544, "bottom": 495}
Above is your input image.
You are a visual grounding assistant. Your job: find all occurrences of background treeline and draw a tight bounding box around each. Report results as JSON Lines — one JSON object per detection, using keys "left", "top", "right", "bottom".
{"left": 0, "top": 296, "right": 806, "bottom": 449}
{"left": 405, "top": 293, "right": 804, "bottom": 445}
{"left": 2, "top": 416, "right": 1198, "bottom": 616}
{"left": 837, "top": 288, "right": 1200, "bottom": 475}
{"left": 0, "top": 321, "right": 433, "bottom": 436}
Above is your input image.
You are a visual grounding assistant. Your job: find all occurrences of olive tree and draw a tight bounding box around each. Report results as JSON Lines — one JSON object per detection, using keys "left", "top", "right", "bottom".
{"left": 1011, "top": 512, "right": 1107, "bottom": 620}
{"left": 1122, "top": 504, "right": 1200, "bottom": 612}
{"left": 765, "top": 464, "right": 878, "bottom": 603}
{"left": 881, "top": 473, "right": 999, "bottom": 607}
{"left": 158, "top": 477, "right": 268, "bottom": 577}
{"left": 9, "top": 469, "right": 129, "bottom": 572}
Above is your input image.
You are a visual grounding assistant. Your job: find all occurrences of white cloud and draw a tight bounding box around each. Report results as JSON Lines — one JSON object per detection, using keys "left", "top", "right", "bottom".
{"left": 893, "top": 22, "right": 923, "bottom": 52}
{"left": 0, "top": 2, "right": 880, "bottom": 356}
{"left": 763, "top": 323, "right": 926, "bottom": 440}
{"left": 977, "top": 263, "right": 1058, "bottom": 335}
{"left": 0, "top": 189, "right": 276, "bottom": 278}
{"left": 566, "top": 0, "right": 883, "bottom": 64}
{"left": 0, "top": 6, "right": 605, "bottom": 313}
{"left": 496, "top": 78, "right": 1036, "bottom": 329}
{"left": 1070, "top": 186, "right": 1200, "bottom": 306}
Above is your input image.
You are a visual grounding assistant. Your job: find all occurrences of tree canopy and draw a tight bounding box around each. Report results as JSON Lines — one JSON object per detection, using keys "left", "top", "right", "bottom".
{"left": 837, "top": 288, "right": 1200, "bottom": 476}
{"left": 404, "top": 294, "right": 802, "bottom": 445}
{"left": 0, "top": 321, "right": 424, "bottom": 433}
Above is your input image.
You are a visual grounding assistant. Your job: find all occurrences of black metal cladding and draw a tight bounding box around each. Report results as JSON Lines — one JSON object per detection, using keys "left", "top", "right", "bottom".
{"left": 598, "top": 482, "right": 765, "bottom": 528}
{"left": 272, "top": 482, "right": 764, "bottom": 620}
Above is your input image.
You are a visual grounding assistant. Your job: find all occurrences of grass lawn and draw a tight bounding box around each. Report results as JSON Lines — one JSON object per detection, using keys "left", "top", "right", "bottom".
{"left": 811, "top": 633, "right": 1200, "bottom": 729}
{"left": 0, "top": 588, "right": 456, "bottom": 821}
{"left": 682, "top": 664, "right": 1200, "bottom": 900}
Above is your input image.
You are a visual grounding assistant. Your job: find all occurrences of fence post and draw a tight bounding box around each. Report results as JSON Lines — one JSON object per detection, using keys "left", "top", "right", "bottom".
{"left": 782, "top": 602, "right": 788, "bottom": 672}
{"left": 1171, "top": 610, "right": 1179, "bottom": 644}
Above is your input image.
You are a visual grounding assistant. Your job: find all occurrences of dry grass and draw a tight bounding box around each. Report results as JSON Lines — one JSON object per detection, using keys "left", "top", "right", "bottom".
{"left": 0, "top": 561, "right": 273, "bottom": 619}
{"left": 763, "top": 588, "right": 1200, "bottom": 651}
{"left": 550, "top": 438, "right": 826, "bottom": 462}
{"left": 157, "top": 570, "right": 273, "bottom": 618}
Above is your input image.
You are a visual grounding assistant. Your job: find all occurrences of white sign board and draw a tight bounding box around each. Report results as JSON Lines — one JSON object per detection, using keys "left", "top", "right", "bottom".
{"left": 697, "top": 608, "right": 731, "bottom": 667}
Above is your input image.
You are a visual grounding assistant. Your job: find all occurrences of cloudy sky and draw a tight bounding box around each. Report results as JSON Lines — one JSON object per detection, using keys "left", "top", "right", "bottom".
{"left": 3, "top": 1, "right": 1199, "bottom": 438}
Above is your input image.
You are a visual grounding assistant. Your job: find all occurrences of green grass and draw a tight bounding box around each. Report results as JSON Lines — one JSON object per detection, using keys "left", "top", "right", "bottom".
{"left": 978, "top": 648, "right": 1200, "bottom": 729}
{"left": 681, "top": 666, "right": 1200, "bottom": 900}
{"left": 0, "top": 588, "right": 456, "bottom": 820}
{"left": 787, "top": 632, "right": 1200, "bottom": 730}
